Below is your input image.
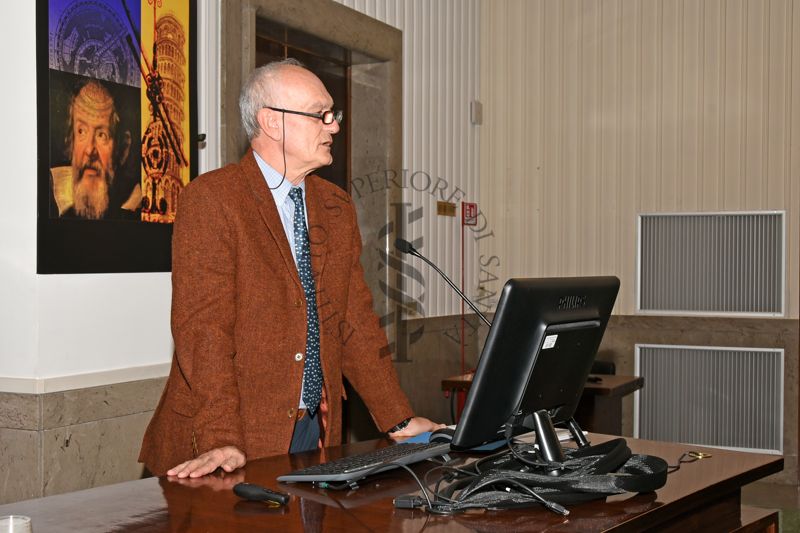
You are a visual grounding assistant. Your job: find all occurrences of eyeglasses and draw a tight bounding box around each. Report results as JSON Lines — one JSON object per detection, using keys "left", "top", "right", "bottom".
{"left": 265, "top": 106, "right": 343, "bottom": 125}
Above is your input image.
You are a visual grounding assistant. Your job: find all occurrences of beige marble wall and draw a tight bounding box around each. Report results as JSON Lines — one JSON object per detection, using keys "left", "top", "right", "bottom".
{"left": 0, "top": 392, "right": 44, "bottom": 503}
{"left": 343, "top": 314, "right": 481, "bottom": 441}
{"left": 599, "top": 315, "right": 799, "bottom": 484}
{"left": 395, "top": 315, "right": 482, "bottom": 426}
{"left": 350, "top": 61, "right": 403, "bottom": 342}
{"left": 0, "top": 427, "right": 40, "bottom": 503}
{"left": 0, "top": 378, "right": 165, "bottom": 505}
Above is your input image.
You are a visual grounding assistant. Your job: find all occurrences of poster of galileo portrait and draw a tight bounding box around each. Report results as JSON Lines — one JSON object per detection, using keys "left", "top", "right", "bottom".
{"left": 49, "top": 75, "right": 142, "bottom": 221}
{"left": 37, "top": 0, "right": 196, "bottom": 273}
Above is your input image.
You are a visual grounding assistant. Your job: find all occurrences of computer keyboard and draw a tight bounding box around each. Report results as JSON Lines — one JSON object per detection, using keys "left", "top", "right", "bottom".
{"left": 277, "top": 441, "right": 451, "bottom": 483}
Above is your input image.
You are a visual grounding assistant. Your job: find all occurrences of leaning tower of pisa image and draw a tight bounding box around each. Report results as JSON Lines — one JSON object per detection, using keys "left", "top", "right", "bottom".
{"left": 141, "top": 13, "right": 187, "bottom": 224}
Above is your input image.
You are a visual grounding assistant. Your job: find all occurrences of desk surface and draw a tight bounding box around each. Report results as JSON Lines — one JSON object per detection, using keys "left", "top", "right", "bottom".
{"left": 442, "top": 372, "right": 645, "bottom": 398}
{"left": 0, "top": 435, "right": 781, "bottom": 532}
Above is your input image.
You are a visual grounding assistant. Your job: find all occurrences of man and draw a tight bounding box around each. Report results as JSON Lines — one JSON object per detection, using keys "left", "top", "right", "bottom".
{"left": 139, "top": 59, "right": 441, "bottom": 477}
{"left": 50, "top": 80, "right": 140, "bottom": 220}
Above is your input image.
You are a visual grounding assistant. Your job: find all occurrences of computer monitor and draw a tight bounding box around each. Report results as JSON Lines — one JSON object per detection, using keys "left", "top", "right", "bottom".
{"left": 450, "top": 276, "right": 620, "bottom": 453}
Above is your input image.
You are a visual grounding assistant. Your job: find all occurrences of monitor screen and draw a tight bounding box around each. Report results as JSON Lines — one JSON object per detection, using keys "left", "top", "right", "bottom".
{"left": 450, "top": 276, "right": 620, "bottom": 450}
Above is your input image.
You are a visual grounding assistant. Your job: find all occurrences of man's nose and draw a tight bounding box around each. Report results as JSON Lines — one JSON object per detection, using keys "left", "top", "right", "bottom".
{"left": 86, "top": 141, "right": 99, "bottom": 161}
{"left": 327, "top": 120, "right": 340, "bottom": 135}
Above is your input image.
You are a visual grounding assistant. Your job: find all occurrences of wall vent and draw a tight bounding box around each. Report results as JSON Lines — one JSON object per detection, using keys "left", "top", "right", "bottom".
{"left": 635, "top": 344, "right": 783, "bottom": 454}
{"left": 637, "top": 211, "right": 784, "bottom": 315}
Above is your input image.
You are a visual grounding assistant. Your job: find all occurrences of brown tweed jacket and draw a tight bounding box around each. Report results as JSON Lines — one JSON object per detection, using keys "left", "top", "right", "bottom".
{"left": 139, "top": 151, "right": 413, "bottom": 475}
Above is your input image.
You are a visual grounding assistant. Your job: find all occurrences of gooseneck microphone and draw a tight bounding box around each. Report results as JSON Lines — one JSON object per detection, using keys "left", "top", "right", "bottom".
{"left": 394, "top": 238, "right": 492, "bottom": 328}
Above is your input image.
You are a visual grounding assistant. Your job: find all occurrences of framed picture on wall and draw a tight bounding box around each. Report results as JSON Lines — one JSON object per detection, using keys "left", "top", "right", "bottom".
{"left": 36, "top": 0, "right": 198, "bottom": 273}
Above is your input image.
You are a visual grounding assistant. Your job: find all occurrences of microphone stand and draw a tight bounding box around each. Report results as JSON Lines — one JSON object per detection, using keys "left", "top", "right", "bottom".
{"left": 395, "top": 239, "right": 492, "bottom": 328}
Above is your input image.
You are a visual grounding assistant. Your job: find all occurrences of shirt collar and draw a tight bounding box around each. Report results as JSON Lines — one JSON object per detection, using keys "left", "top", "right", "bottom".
{"left": 253, "top": 151, "right": 305, "bottom": 207}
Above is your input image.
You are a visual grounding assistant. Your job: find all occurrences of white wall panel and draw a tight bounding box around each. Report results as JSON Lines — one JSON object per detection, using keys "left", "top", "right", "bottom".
{"left": 481, "top": 0, "right": 800, "bottom": 317}
{"left": 336, "top": 0, "right": 481, "bottom": 318}
{"left": 0, "top": 1, "right": 38, "bottom": 378}
{"left": 0, "top": 2, "right": 220, "bottom": 387}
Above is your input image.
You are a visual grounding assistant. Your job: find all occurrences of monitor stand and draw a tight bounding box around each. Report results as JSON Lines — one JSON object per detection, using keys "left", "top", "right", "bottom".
{"left": 482, "top": 412, "right": 593, "bottom": 478}
{"left": 531, "top": 410, "right": 591, "bottom": 463}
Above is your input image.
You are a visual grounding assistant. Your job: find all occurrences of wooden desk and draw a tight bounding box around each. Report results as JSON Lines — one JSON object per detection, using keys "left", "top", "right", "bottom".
{"left": 442, "top": 373, "right": 644, "bottom": 435}
{"left": 0, "top": 435, "right": 781, "bottom": 532}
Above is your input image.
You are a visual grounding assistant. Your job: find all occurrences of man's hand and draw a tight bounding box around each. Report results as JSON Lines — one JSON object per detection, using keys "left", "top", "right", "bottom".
{"left": 166, "top": 446, "right": 246, "bottom": 478}
{"left": 388, "top": 416, "right": 446, "bottom": 439}
{"left": 167, "top": 469, "right": 245, "bottom": 490}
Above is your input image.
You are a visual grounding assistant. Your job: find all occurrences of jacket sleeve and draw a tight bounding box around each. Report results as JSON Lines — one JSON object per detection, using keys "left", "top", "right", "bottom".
{"left": 170, "top": 180, "right": 245, "bottom": 454}
{"left": 339, "top": 200, "right": 414, "bottom": 432}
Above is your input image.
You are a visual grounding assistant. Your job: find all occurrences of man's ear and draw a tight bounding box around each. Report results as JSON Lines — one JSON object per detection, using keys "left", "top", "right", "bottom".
{"left": 257, "top": 108, "right": 282, "bottom": 142}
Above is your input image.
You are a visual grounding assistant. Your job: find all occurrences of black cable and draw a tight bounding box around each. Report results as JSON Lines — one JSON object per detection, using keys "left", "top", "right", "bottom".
{"left": 455, "top": 472, "right": 563, "bottom": 510}
{"left": 482, "top": 477, "right": 570, "bottom": 516}
{"left": 506, "top": 439, "right": 561, "bottom": 473}
{"left": 439, "top": 476, "right": 476, "bottom": 505}
{"left": 394, "top": 454, "right": 571, "bottom": 516}
{"left": 434, "top": 477, "right": 449, "bottom": 503}
{"left": 667, "top": 451, "right": 709, "bottom": 474}
{"left": 391, "top": 463, "right": 434, "bottom": 509}
{"left": 472, "top": 448, "right": 515, "bottom": 475}
{"left": 416, "top": 469, "right": 569, "bottom": 516}
{"left": 424, "top": 464, "right": 477, "bottom": 484}
{"left": 423, "top": 465, "right": 477, "bottom": 503}
{"left": 319, "top": 461, "right": 436, "bottom": 513}
{"left": 416, "top": 513, "right": 431, "bottom": 533}
{"left": 268, "top": 112, "right": 288, "bottom": 190}
{"left": 317, "top": 459, "right": 430, "bottom": 493}
{"left": 318, "top": 445, "right": 578, "bottom": 517}
{"left": 422, "top": 459, "right": 569, "bottom": 516}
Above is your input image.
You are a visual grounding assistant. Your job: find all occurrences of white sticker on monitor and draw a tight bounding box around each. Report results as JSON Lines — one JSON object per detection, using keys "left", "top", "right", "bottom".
{"left": 542, "top": 334, "right": 558, "bottom": 349}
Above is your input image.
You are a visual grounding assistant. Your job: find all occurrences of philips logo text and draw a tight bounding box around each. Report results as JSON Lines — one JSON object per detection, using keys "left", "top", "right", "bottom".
{"left": 558, "top": 295, "right": 587, "bottom": 310}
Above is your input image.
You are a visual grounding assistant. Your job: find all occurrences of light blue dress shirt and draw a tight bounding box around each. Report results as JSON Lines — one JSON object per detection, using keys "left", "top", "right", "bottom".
{"left": 253, "top": 152, "right": 312, "bottom": 409}
{"left": 253, "top": 152, "right": 308, "bottom": 268}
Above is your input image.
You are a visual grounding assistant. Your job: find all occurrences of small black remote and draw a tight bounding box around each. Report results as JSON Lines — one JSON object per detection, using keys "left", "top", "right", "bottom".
{"left": 233, "top": 482, "right": 290, "bottom": 505}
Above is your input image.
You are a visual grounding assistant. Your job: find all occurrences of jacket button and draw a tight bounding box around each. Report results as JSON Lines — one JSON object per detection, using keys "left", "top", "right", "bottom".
{"left": 295, "top": 352, "right": 304, "bottom": 361}
{"left": 288, "top": 407, "right": 295, "bottom": 419}
{"left": 295, "top": 299, "right": 303, "bottom": 307}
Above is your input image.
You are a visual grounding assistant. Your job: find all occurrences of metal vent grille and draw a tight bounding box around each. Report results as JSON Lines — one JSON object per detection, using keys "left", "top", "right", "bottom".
{"left": 637, "top": 212, "right": 784, "bottom": 315}
{"left": 635, "top": 344, "right": 783, "bottom": 454}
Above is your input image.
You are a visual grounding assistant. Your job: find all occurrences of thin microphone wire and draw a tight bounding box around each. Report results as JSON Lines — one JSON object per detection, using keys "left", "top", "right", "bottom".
{"left": 268, "top": 111, "right": 288, "bottom": 190}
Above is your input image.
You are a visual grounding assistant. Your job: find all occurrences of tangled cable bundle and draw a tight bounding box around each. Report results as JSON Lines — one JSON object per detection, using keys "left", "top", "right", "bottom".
{"left": 398, "top": 438, "right": 669, "bottom": 515}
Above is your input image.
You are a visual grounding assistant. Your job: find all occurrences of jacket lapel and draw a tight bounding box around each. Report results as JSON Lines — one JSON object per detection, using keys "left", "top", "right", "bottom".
{"left": 305, "top": 177, "right": 328, "bottom": 281}
{"left": 240, "top": 151, "right": 302, "bottom": 289}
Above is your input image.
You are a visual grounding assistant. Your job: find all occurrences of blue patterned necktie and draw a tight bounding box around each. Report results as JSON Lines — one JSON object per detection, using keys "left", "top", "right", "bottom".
{"left": 288, "top": 187, "right": 323, "bottom": 415}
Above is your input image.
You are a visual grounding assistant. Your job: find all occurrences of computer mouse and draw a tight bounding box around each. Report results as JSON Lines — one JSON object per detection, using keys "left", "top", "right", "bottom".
{"left": 428, "top": 427, "right": 456, "bottom": 443}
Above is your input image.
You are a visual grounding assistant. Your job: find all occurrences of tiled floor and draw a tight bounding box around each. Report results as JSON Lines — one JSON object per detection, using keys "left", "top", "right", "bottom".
{"left": 742, "top": 482, "right": 800, "bottom": 532}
